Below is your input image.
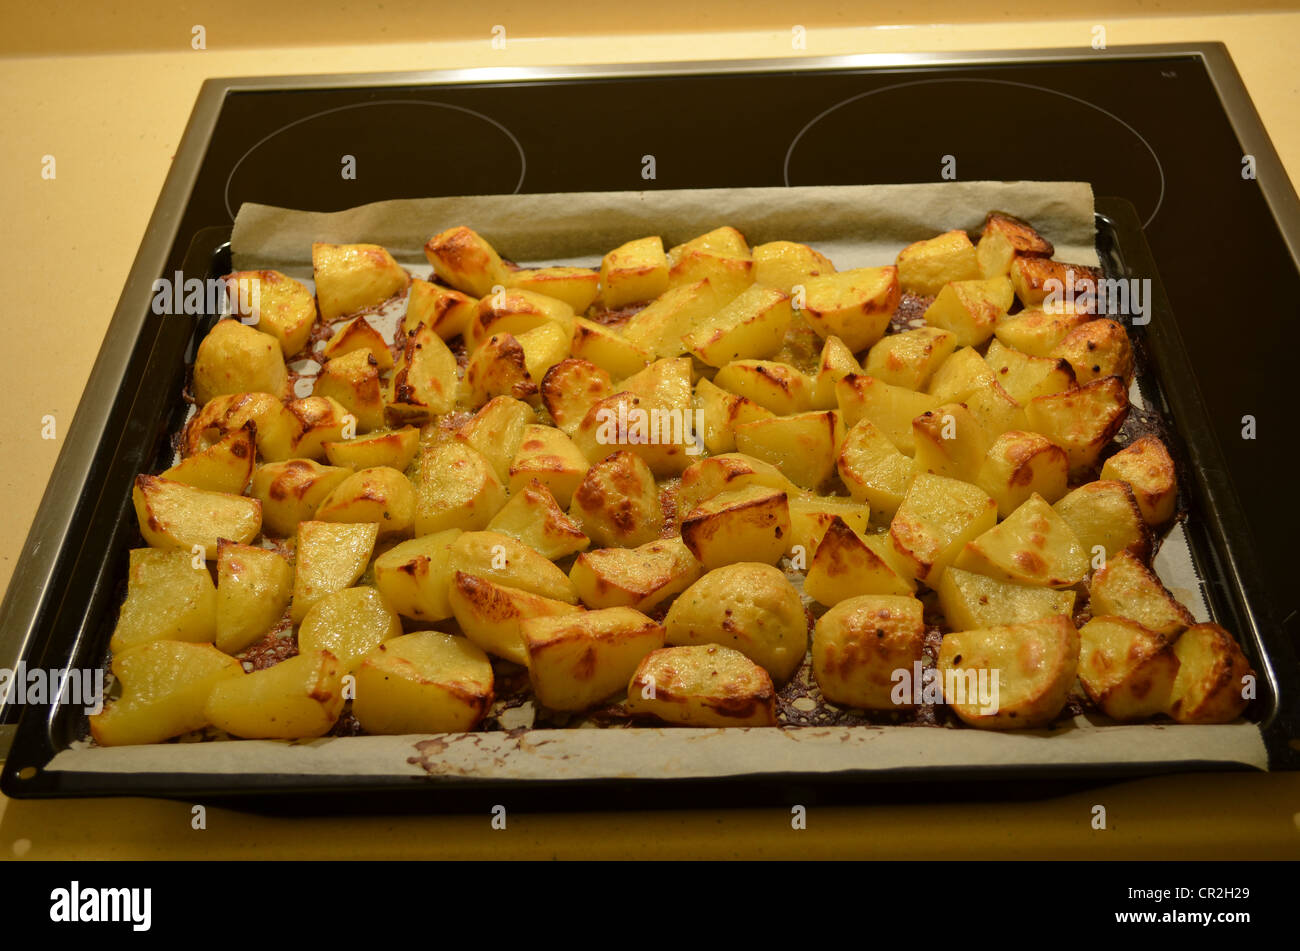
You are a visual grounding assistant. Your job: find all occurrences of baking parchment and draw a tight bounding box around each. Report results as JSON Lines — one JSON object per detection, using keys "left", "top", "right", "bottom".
{"left": 47, "top": 182, "right": 1265, "bottom": 778}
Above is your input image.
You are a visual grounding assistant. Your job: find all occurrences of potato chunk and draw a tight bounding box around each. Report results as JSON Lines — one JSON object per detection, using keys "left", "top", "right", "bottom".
{"left": 694, "top": 377, "right": 774, "bottom": 454}
{"left": 835, "top": 374, "right": 938, "bottom": 455}
{"left": 1167, "top": 624, "right": 1254, "bottom": 723}
{"left": 297, "top": 586, "right": 402, "bottom": 672}
{"left": 896, "top": 230, "right": 981, "bottom": 296}
{"left": 454, "top": 395, "right": 533, "bottom": 485}
{"left": 1053, "top": 479, "right": 1149, "bottom": 562}
{"left": 682, "top": 284, "right": 792, "bottom": 366}
{"left": 785, "top": 496, "right": 871, "bottom": 557}
{"left": 314, "top": 466, "right": 415, "bottom": 538}
{"left": 620, "top": 281, "right": 720, "bottom": 359}
{"left": 388, "top": 323, "right": 459, "bottom": 422}
{"left": 954, "top": 493, "right": 1088, "bottom": 588}
{"left": 508, "top": 424, "right": 590, "bottom": 507}
{"left": 1078, "top": 616, "right": 1178, "bottom": 721}
{"left": 162, "top": 427, "right": 255, "bottom": 495}
{"left": 250, "top": 459, "right": 351, "bottom": 537}
{"left": 487, "top": 480, "right": 590, "bottom": 560}
{"left": 423, "top": 226, "right": 509, "bottom": 298}
{"left": 975, "top": 430, "right": 1069, "bottom": 518}
{"left": 133, "top": 475, "right": 261, "bottom": 560}
{"left": 863, "top": 327, "right": 957, "bottom": 391}
{"left": 676, "top": 452, "right": 795, "bottom": 519}
{"left": 571, "top": 317, "right": 652, "bottom": 378}
{"left": 1009, "top": 257, "right": 1101, "bottom": 308}
{"left": 541, "top": 359, "right": 614, "bottom": 435}
{"left": 984, "top": 339, "right": 1075, "bottom": 404}
{"left": 403, "top": 279, "right": 476, "bottom": 341}
{"left": 810, "top": 335, "right": 862, "bottom": 410}
{"left": 109, "top": 549, "right": 217, "bottom": 653}
{"left": 926, "top": 346, "right": 996, "bottom": 403}
{"left": 353, "top": 632, "right": 495, "bottom": 734}
{"left": 734, "top": 410, "right": 843, "bottom": 491}
{"left": 312, "top": 242, "right": 409, "bottom": 322}
{"left": 888, "top": 474, "right": 997, "bottom": 585}
{"left": 911, "top": 403, "right": 987, "bottom": 484}
{"left": 448, "top": 572, "right": 583, "bottom": 665}
{"left": 599, "top": 235, "right": 669, "bottom": 309}
{"left": 681, "top": 486, "right": 790, "bottom": 570}
{"left": 936, "top": 567, "right": 1075, "bottom": 632}
{"left": 1025, "top": 376, "right": 1129, "bottom": 477}
{"left": 626, "top": 645, "right": 776, "bottom": 727}
{"left": 837, "top": 419, "right": 914, "bottom": 519}
{"left": 936, "top": 616, "right": 1079, "bottom": 729}
{"left": 314, "top": 349, "right": 385, "bottom": 432}
{"left": 569, "top": 537, "right": 701, "bottom": 611}
{"left": 812, "top": 594, "right": 925, "bottom": 710}
{"left": 991, "top": 307, "right": 1091, "bottom": 357}
{"left": 287, "top": 395, "right": 352, "bottom": 460}
{"left": 193, "top": 318, "right": 288, "bottom": 405}
{"left": 524, "top": 607, "right": 666, "bottom": 711}
{"left": 290, "top": 520, "right": 379, "bottom": 624}
{"left": 801, "top": 266, "right": 899, "bottom": 351}
{"left": 205, "top": 649, "right": 345, "bottom": 739}
{"left": 223, "top": 269, "right": 317, "bottom": 357}
{"left": 804, "top": 517, "right": 915, "bottom": 606}
{"left": 185, "top": 392, "right": 298, "bottom": 462}
{"left": 569, "top": 450, "right": 662, "bottom": 548}
{"left": 324, "top": 426, "right": 420, "bottom": 472}
{"left": 713, "top": 359, "right": 815, "bottom": 415}
{"left": 572, "top": 392, "right": 694, "bottom": 476}
{"left": 449, "top": 531, "right": 579, "bottom": 603}
{"left": 90, "top": 641, "right": 244, "bottom": 746}
{"left": 414, "top": 441, "right": 507, "bottom": 535}
{"left": 922, "top": 277, "right": 1013, "bottom": 346}
{"left": 215, "top": 541, "right": 293, "bottom": 655}
{"left": 1088, "top": 550, "right": 1194, "bottom": 637}
{"left": 322, "top": 315, "right": 393, "bottom": 370}
{"left": 665, "top": 563, "right": 807, "bottom": 681}
{"left": 372, "top": 529, "right": 462, "bottom": 622}
{"left": 506, "top": 266, "right": 600, "bottom": 312}
{"left": 752, "top": 240, "right": 835, "bottom": 292}
{"left": 975, "top": 212, "right": 1054, "bottom": 279}
{"left": 1100, "top": 435, "right": 1177, "bottom": 525}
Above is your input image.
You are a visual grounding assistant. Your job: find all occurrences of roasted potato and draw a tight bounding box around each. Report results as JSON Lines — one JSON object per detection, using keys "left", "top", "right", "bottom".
{"left": 569, "top": 537, "right": 702, "bottom": 611}
{"left": 193, "top": 318, "right": 288, "bottom": 405}
{"left": 752, "top": 239, "right": 835, "bottom": 292}
{"left": 911, "top": 403, "right": 987, "bottom": 484}
{"left": 413, "top": 441, "right": 507, "bottom": 535}
{"left": 1053, "top": 479, "right": 1149, "bottom": 562}
{"left": 992, "top": 307, "right": 1091, "bottom": 357}
{"left": 785, "top": 495, "right": 871, "bottom": 557}
{"left": 109, "top": 549, "right": 217, "bottom": 653}
{"left": 984, "top": 339, "right": 1076, "bottom": 404}
{"left": 133, "top": 475, "right": 261, "bottom": 560}
{"left": 626, "top": 645, "right": 777, "bottom": 727}
{"left": 1025, "top": 376, "right": 1129, "bottom": 477}
{"left": 215, "top": 541, "right": 293, "bottom": 655}
{"left": 454, "top": 395, "right": 534, "bottom": 485}
{"left": 1088, "top": 549, "right": 1195, "bottom": 637}
{"left": 250, "top": 459, "right": 351, "bottom": 537}
{"left": 975, "top": 429, "right": 1069, "bottom": 518}
{"left": 694, "top": 377, "right": 774, "bottom": 454}
{"left": 541, "top": 359, "right": 614, "bottom": 435}
{"left": 222, "top": 269, "right": 317, "bottom": 357}
{"left": 313, "top": 349, "right": 385, "bottom": 432}
{"left": 835, "top": 374, "right": 938, "bottom": 455}
{"left": 676, "top": 452, "right": 796, "bottom": 519}
{"left": 523, "top": 607, "right": 665, "bottom": 711}
{"left": 863, "top": 327, "right": 957, "bottom": 391}
{"left": 507, "top": 266, "right": 600, "bottom": 312}
{"left": 161, "top": 426, "right": 255, "bottom": 495}
{"left": 449, "top": 572, "right": 584, "bottom": 665}
{"left": 324, "top": 426, "right": 420, "bottom": 472}
{"left": 298, "top": 586, "right": 403, "bottom": 672}
{"left": 681, "top": 486, "right": 790, "bottom": 570}
{"left": 599, "top": 235, "right": 669, "bottom": 309}
{"left": 571, "top": 317, "right": 652, "bottom": 378}
{"left": 954, "top": 493, "right": 1088, "bottom": 588}
{"left": 185, "top": 392, "right": 297, "bottom": 462}
{"left": 423, "top": 226, "right": 509, "bottom": 298}
{"left": 936, "top": 567, "right": 1075, "bottom": 632}
{"left": 896, "top": 230, "right": 981, "bottom": 296}
{"left": 353, "top": 632, "right": 495, "bottom": 734}
{"left": 889, "top": 473, "right": 997, "bottom": 585}
{"left": 712, "top": 359, "right": 815, "bottom": 416}
{"left": 403, "top": 279, "right": 476, "bottom": 341}
{"left": 205, "top": 649, "right": 345, "bottom": 739}
{"left": 1078, "top": 616, "right": 1178, "bottom": 721}
{"left": 508, "top": 423, "right": 590, "bottom": 507}
{"left": 801, "top": 267, "right": 899, "bottom": 351}
{"left": 321, "top": 315, "right": 393, "bottom": 370}
{"left": 487, "top": 479, "right": 590, "bottom": 560}
{"left": 922, "top": 277, "right": 1013, "bottom": 347}
{"left": 290, "top": 520, "right": 379, "bottom": 624}
{"left": 1100, "top": 435, "right": 1177, "bottom": 525}
{"left": 810, "top": 335, "right": 862, "bottom": 410}
{"left": 288, "top": 395, "right": 352, "bottom": 460}
{"left": 812, "top": 594, "right": 925, "bottom": 710}
{"left": 837, "top": 418, "right": 914, "bottom": 519}
{"left": 449, "top": 531, "right": 579, "bottom": 603}
{"left": 312, "top": 242, "right": 409, "bottom": 322}
{"left": 734, "top": 410, "right": 843, "bottom": 491}
{"left": 387, "top": 323, "right": 459, "bottom": 423}
{"left": 569, "top": 450, "right": 663, "bottom": 548}
{"left": 804, "top": 517, "right": 915, "bottom": 606}
{"left": 372, "top": 529, "right": 462, "bottom": 622}
{"left": 682, "top": 284, "right": 792, "bottom": 366}
{"left": 313, "top": 465, "right": 415, "bottom": 538}
{"left": 975, "top": 212, "right": 1053, "bottom": 279}
{"left": 1167, "top": 624, "right": 1254, "bottom": 723}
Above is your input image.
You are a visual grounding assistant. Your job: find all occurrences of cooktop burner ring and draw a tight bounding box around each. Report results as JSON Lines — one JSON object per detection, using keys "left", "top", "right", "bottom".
{"left": 222, "top": 99, "right": 527, "bottom": 220}
{"left": 783, "top": 77, "right": 1166, "bottom": 228}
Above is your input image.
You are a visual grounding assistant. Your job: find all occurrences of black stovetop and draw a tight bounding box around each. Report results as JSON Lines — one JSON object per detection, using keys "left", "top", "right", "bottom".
{"left": 176, "top": 55, "right": 1298, "bottom": 627}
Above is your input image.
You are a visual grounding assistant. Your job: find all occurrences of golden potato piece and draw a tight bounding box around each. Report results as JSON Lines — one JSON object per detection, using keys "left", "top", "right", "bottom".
{"left": 864, "top": 327, "right": 958, "bottom": 391}
{"left": 1088, "top": 550, "right": 1194, "bottom": 638}
{"left": 1025, "top": 376, "right": 1129, "bottom": 477}
{"left": 424, "top": 226, "right": 509, "bottom": 298}
{"left": 888, "top": 473, "right": 997, "bottom": 585}
{"left": 287, "top": 395, "right": 352, "bottom": 460}
{"left": 926, "top": 346, "right": 996, "bottom": 403}
{"left": 572, "top": 392, "right": 695, "bottom": 477}
{"left": 804, "top": 517, "right": 915, "bottom": 606}
{"left": 896, "top": 230, "right": 981, "bottom": 296}
{"left": 193, "top": 318, "right": 288, "bottom": 405}
{"left": 676, "top": 452, "right": 795, "bottom": 520}
{"left": 785, "top": 495, "right": 870, "bottom": 558}
{"left": 448, "top": 572, "right": 583, "bottom": 665}
{"left": 954, "top": 493, "right": 1088, "bottom": 588}
{"left": 936, "top": 567, "right": 1075, "bottom": 633}
{"left": 1053, "top": 479, "right": 1149, "bottom": 563}
{"left": 109, "top": 549, "right": 217, "bottom": 653}
{"left": 681, "top": 485, "right": 790, "bottom": 571}
{"left": 223, "top": 269, "right": 317, "bottom": 357}
{"left": 372, "top": 529, "right": 462, "bottom": 622}
{"left": 810, "top": 335, "right": 862, "bottom": 410}
{"left": 290, "top": 520, "right": 379, "bottom": 625}
{"left": 665, "top": 563, "right": 807, "bottom": 682}
{"left": 89, "top": 641, "right": 244, "bottom": 747}
{"left": 413, "top": 441, "right": 507, "bottom": 536}
{"left": 1100, "top": 435, "right": 1177, "bottom": 525}
{"left": 984, "top": 339, "right": 1076, "bottom": 404}
{"left": 454, "top": 395, "right": 533, "bottom": 486}
{"left": 523, "top": 607, "right": 665, "bottom": 711}
{"left": 734, "top": 410, "right": 843, "bottom": 491}
{"left": 161, "top": 426, "right": 256, "bottom": 495}
{"left": 1078, "top": 616, "right": 1178, "bottom": 721}
{"left": 975, "top": 429, "right": 1069, "bottom": 518}
{"left": 507, "top": 266, "right": 600, "bottom": 312}
{"left": 541, "top": 359, "right": 614, "bottom": 436}
{"left": 353, "top": 631, "right": 494, "bottom": 734}
{"left": 312, "top": 242, "right": 409, "bottom": 322}
{"left": 313, "top": 350, "right": 385, "bottom": 433}
{"left": 911, "top": 402, "right": 987, "bottom": 484}
{"left": 324, "top": 426, "right": 419, "bottom": 472}
{"left": 215, "top": 541, "right": 293, "bottom": 655}
{"left": 936, "top": 615, "right": 1079, "bottom": 729}
{"left": 1051, "top": 319, "right": 1135, "bottom": 387}
{"left": 922, "top": 277, "right": 1013, "bottom": 347}
{"left": 812, "top": 594, "right": 925, "bottom": 710}
{"left": 467, "top": 287, "right": 574, "bottom": 353}
{"left": 205, "top": 649, "right": 345, "bottom": 739}
{"left": 314, "top": 465, "right": 415, "bottom": 538}
{"left": 752, "top": 240, "right": 835, "bottom": 293}
{"left": 322, "top": 315, "right": 393, "bottom": 371}
{"left": 1167, "top": 624, "right": 1254, "bottom": 724}
{"left": 682, "top": 284, "right": 792, "bottom": 367}
{"left": 837, "top": 418, "right": 914, "bottom": 520}
{"left": 403, "top": 278, "right": 476, "bottom": 341}
{"left": 1010, "top": 257, "right": 1101, "bottom": 308}
{"left": 801, "top": 266, "right": 899, "bottom": 351}
{"left": 250, "top": 458, "right": 350, "bottom": 538}
{"left": 185, "top": 392, "right": 298, "bottom": 462}
{"left": 449, "top": 531, "right": 579, "bottom": 604}
{"left": 694, "top": 377, "right": 775, "bottom": 454}
{"left": 132, "top": 475, "right": 261, "bottom": 561}
{"left": 569, "top": 450, "right": 662, "bottom": 548}
{"left": 387, "top": 323, "right": 458, "bottom": 423}
{"left": 991, "top": 307, "right": 1091, "bottom": 357}
{"left": 509, "top": 424, "right": 590, "bottom": 508}
{"left": 835, "top": 374, "right": 938, "bottom": 455}
{"left": 571, "top": 316, "right": 651, "bottom": 379}
{"left": 975, "top": 211, "right": 1054, "bottom": 279}
{"left": 487, "top": 480, "right": 590, "bottom": 560}
{"left": 627, "top": 645, "right": 776, "bottom": 727}
{"left": 599, "top": 235, "right": 669, "bottom": 309}
{"left": 569, "top": 537, "right": 701, "bottom": 611}
{"left": 298, "top": 586, "right": 403, "bottom": 672}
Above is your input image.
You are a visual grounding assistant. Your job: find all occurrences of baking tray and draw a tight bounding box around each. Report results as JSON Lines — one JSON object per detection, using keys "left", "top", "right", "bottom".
{"left": 2, "top": 48, "right": 1298, "bottom": 809}
{"left": 0, "top": 194, "right": 1294, "bottom": 809}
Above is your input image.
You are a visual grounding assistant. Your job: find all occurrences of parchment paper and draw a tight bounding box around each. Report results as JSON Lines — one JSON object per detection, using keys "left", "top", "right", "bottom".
{"left": 48, "top": 182, "right": 1265, "bottom": 780}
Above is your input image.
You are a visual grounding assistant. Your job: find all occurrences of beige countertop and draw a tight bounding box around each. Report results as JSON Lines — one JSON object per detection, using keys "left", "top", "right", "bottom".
{"left": 2, "top": 6, "right": 1298, "bottom": 859}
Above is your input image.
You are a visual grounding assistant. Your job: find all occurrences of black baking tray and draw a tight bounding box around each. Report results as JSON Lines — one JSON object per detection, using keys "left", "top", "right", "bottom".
{"left": 2, "top": 193, "right": 1295, "bottom": 810}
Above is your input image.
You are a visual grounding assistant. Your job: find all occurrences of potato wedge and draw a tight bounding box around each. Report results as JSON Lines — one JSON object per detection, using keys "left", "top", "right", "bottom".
{"left": 896, "top": 230, "right": 981, "bottom": 296}
{"left": 936, "top": 616, "right": 1079, "bottom": 729}
{"left": 449, "top": 531, "right": 579, "bottom": 603}
{"left": 449, "top": 572, "right": 584, "bottom": 665}
{"left": 290, "top": 520, "right": 379, "bottom": 624}
{"left": 506, "top": 266, "right": 600, "bottom": 312}
{"left": 215, "top": 541, "right": 293, "bottom": 655}
{"left": 109, "top": 549, "right": 217, "bottom": 653}
{"left": 313, "top": 349, "right": 385, "bottom": 432}
{"left": 569, "top": 537, "right": 702, "bottom": 611}
{"left": 223, "top": 269, "right": 317, "bottom": 357}
{"left": 324, "top": 426, "right": 420, "bottom": 472}
{"left": 676, "top": 452, "right": 796, "bottom": 520}
{"left": 975, "top": 212, "right": 1054, "bottom": 279}
{"left": 205, "top": 649, "right": 345, "bottom": 739}
{"left": 372, "top": 529, "right": 462, "bottom": 622}
{"left": 804, "top": 517, "right": 915, "bottom": 606}
{"left": 837, "top": 418, "right": 914, "bottom": 519}
{"left": 599, "top": 235, "right": 669, "bottom": 309}
{"left": 541, "top": 359, "right": 614, "bottom": 435}
{"left": 353, "top": 631, "right": 494, "bottom": 734}
{"left": 487, "top": 480, "right": 590, "bottom": 560}
{"left": 812, "top": 594, "right": 925, "bottom": 710}
{"left": 413, "top": 441, "right": 507, "bottom": 535}
{"left": 313, "top": 465, "right": 415, "bottom": 538}
{"left": 626, "top": 645, "right": 776, "bottom": 727}
{"left": 508, "top": 424, "right": 590, "bottom": 507}
{"left": 752, "top": 240, "right": 835, "bottom": 292}
{"left": 665, "top": 563, "right": 807, "bottom": 681}
{"left": 834, "top": 374, "right": 938, "bottom": 455}
{"left": 984, "top": 339, "right": 1076, "bottom": 404}
{"left": 863, "top": 327, "right": 957, "bottom": 391}
{"left": 313, "top": 242, "right": 409, "bottom": 322}
{"left": 1167, "top": 624, "right": 1254, "bottom": 724}
{"left": 1088, "top": 549, "right": 1194, "bottom": 638}
{"left": 298, "top": 586, "right": 403, "bottom": 672}
{"left": 954, "top": 493, "right": 1088, "bottom": 588}
{"left": 681, "top": 486, "right": 790, "bottom": 570}
{"left": 936, "top": 567, "right": 1075, "bottom": 632}
{"left": 185, "top": 392, "right": 297, "bottom": 462}
{"left": 321, "top": 315, "right": 393, "bottom": 370}
{"left": 89, "top": 641, "right": 244, "bottom": 746}
{"left": 926, "top": 346, "right": 996, "bottom": 404}
{"left": 133, "top": 475, "right": 261, "bottom": 560}
{"left": 991, "top": 307, "right": 1091, "bottom": 357}
{"left": 403, "top": 279, "right": 476, "bottom": 341}
{"left": 888, "top": 474, "right": 997, "bottom": 585}
{"left": 387, "top": 323, "right": 459, "bottom": 423}
{"left": 785, "top": 496, "right": 871, "bottom": 558}
{"left": 287, "top": 395, "right": 352, "bottom": 460}
{"left": 193, "top": 318, "right": 289, "bottom": 405}
{"left": 1100, "top": 435, "right": 1177, "bottom": 525}
{"left": 524, "top": 607, "right": 665, "bottom": 711}
{"left": 922, "top": 277, "right": 1013, "bottom": 347}
{"left": 250, "top": 458, "right": 352, "bottom": 538}
{"left": 1025, "top": 376, "right": 1129, "bottom": 477}
{"left": 911, "top": 403, "right": 987, "bottom": 484}
{"left": 694, "top": 377, "right": 775, "bottom": 454}
{"left": 682, "top": 284, "right": 792, "bottom": 366}
{"left": 801, "top": 267, "right": 899, "bottom": 351}
{"left": 975, "top": 429, "right": 1069, "bottom": 518}
{"left": 423, "top": 226, "right": 509, "bottom": 298}
{"left": 1053, "top": 479, "right": 1149, "bottom": 563}
{"left": 734, "top": 410, "right": 843, "bottom": 491}
{"left": 571, "top": 317, "right": 652, "bottom": 378}
{"left": 569, "top": 450, "right": 662, "bottom": 548}
{"left": 162, "top": 426, "right": 255, "bottom": 495}
{"left": 454, "top": 395, "right": 534, "bottom": 486}
{"left": 810, "top": 335, "right": 862, "bottom": 410}
{"left": 712, "top": 360, "right": 815, "bottom": 416}
{"left": 1078, "top": 616, "right": 1178, "bottom": 721}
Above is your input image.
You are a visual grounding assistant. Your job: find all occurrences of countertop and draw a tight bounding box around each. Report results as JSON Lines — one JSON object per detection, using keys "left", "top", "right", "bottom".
{"left": 2, "top": 5, "right": 1298, "bottom": 859}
